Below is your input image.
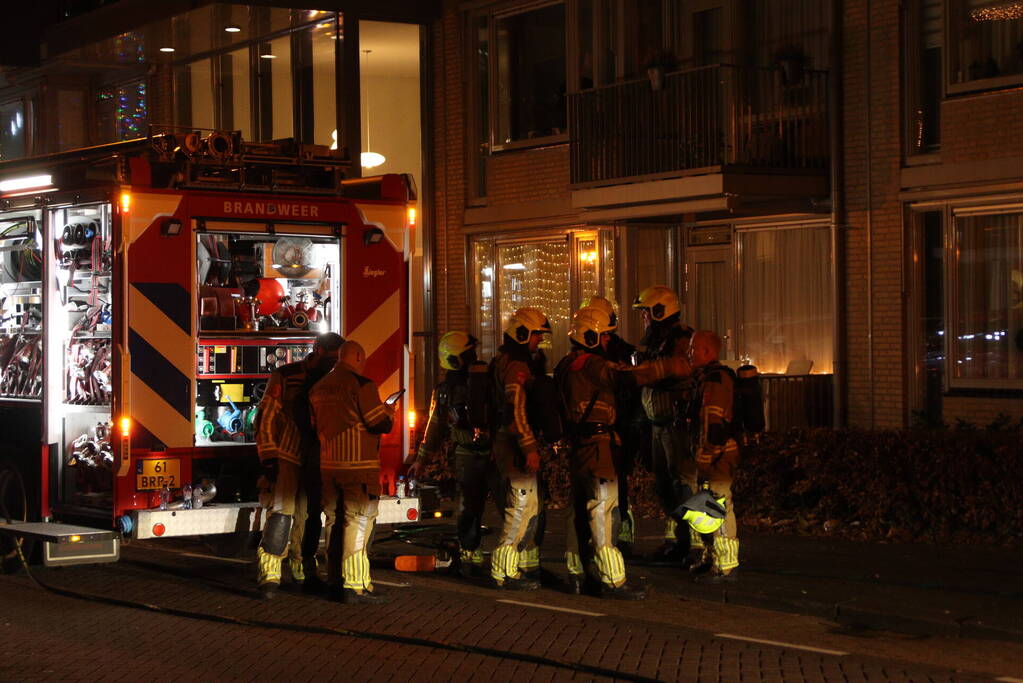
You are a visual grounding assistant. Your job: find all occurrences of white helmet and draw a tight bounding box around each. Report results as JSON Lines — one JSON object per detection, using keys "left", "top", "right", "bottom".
{"left": 569, "top": 307, "right": 615, "bottom": 349}
{"left": 504, "top": 307, "right": 552, "bottom": 344}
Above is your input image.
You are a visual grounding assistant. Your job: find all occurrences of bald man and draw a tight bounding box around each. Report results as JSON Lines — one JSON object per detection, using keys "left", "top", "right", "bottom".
{"left": 309, "top": 341, "right": 395, "bottom": 603}
{"left": 687, "top": 330, "right": 740, "bottom": 582}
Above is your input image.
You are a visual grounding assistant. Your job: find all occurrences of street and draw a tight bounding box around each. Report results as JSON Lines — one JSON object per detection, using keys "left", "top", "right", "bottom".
{"left": 2, "top": 512, "right": 1022, "bottom": 682}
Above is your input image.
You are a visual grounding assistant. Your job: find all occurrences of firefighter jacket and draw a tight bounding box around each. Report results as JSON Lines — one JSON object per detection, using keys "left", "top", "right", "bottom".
{"left": 554, "top": 348, "right": 689, "bottom": 477}
{"left": 418, "top": 368, "right": 490, "bottom": 460}
{"left": 256, "top": 356, "right": 321, "bottom": 466}
{"left": 309, "top": 361, "right": 394, "bottom": 477}
{"left": 691, "top": 360, "right": 739, "bottom": 468}
{"left": 491, "top": 344, "right": 539, "bottom": 459}
{"left": 636, "top": 319, "right": 693, "bottom": 425}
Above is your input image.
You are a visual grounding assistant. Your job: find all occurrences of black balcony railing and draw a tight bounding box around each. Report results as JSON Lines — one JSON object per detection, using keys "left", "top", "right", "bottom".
{"left": 568, "top": 64, "right": 829, "bottom": 186}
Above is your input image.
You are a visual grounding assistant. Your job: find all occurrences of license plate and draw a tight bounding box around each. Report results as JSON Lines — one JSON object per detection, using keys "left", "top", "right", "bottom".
{"left": 136, "top": 458, "right": 180, "bottom": 491}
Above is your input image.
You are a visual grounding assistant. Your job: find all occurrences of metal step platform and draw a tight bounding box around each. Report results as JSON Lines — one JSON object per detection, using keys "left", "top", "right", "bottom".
{"left": 0, "top": 521, "right": 119, "bottom": 567}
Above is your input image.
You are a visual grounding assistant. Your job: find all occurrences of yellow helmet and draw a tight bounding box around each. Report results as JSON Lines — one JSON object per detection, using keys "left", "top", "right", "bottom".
{"left": 581, "top": 296, "right": 617, "bottom": 329}
{"left": 504, "top": 307, "right": 552, "bottom": 344}
{"left": 679, "top": 489, "right": 727, "bottom": 534}
{"left": 569, "top": 307, "right": 614, "bottom": 349}
{"left": 632, "top": 285, "right": 680, "bottom": 321}
{"left": 438, "top": 330, "right": 479, "bottom": 371}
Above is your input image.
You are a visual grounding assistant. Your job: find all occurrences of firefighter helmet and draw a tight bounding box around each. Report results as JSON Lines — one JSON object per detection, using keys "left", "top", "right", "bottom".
{"left": 581, "top": 296, "right": 618, "bottom": 329}
{"left": 632, "top": 285, "right": 680, "bottom": 321}
{"left": 504, "top": 307, "right": 552, "bottom": 344}
{"left": 569, "top": 307, "right": 614, "bottom": 349}
{"left": 679, "top": 489, "right": 728, "bottom": 535}
{"left": 438, "top": 331, "right": 479, "bottom": 371}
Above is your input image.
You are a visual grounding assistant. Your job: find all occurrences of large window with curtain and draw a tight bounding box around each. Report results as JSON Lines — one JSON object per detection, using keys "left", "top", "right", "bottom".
{"left": 949, "top": 0, "right": 1023, "bottom": 92}
{"left": 471, "top": 230, "right": 615, "bottom": 367}
{"left": 951, "top": 211, "right": 1023, "bottom": 386}
{"left": 738, "top": 225, "right": 833, "bottom": 374}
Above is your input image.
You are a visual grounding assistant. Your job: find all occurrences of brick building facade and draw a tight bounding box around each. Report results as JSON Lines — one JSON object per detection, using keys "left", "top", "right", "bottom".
{"left": 2, "top": 0, "right": 1022, "bottom": 429}
{"left": 427, "top": 0, "right": 1023, "bottom": 429}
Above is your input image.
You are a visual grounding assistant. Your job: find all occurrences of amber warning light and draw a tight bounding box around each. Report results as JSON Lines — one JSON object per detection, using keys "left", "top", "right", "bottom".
{"left": 120, "top": 417, "right": 132, "bottom": 438}
{"left": 407, "top": 206, "right": 417, "bottom": 228}
{"left": 120, "top": 192, "right": 132, "bottom": 214}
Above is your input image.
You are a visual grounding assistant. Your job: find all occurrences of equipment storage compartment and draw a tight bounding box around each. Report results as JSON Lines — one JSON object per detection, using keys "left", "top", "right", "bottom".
{"left": 47, "top": 202, "right": 114, "bottom": 510}
{"left": 0, "top": 212, "right": 43, "bottom": 399}
{"left": 195, "top": 228, "right": 341, "bottom": 447}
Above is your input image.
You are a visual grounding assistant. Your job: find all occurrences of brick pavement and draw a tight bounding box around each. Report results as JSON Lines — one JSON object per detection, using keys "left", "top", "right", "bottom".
{"left": 0, "top": 540, "right": 995, "bottom": 683}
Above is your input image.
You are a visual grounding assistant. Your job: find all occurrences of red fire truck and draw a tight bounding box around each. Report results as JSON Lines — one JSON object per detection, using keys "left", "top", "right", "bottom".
{"left": 0, "top": 131, "right": 420, "bottom": 566}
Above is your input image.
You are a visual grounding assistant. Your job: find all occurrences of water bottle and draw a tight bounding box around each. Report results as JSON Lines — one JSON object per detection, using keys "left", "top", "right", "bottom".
{"left": 395, "top": 476, "right": 406, "bottom": 498}
{"left": 159, "top": 485, "right": 170, "bottom": 510}
{"left": 407, "top": 477, "right": 418, "bottom": 498}
{"left": 182, "top": 482, "right": 193, "bottom": 510}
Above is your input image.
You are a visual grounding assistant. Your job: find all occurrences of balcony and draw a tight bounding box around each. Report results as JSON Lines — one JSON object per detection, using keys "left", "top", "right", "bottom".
{"left": 568, "top": 64, "right": 828, "bottom": 212}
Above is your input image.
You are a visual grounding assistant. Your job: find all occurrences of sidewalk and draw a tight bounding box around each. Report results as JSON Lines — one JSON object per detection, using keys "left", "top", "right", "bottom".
{"left": 624, "top": 516, "right": 1023, "bottom": 642}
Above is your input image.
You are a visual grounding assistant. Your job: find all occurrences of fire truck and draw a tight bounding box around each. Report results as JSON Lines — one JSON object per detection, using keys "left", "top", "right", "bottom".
{"left": 0, "top": 131, "right": 420, "bottom": 567}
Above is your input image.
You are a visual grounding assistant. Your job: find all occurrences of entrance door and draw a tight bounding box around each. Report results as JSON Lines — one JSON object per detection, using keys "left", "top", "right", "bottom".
{"left": 685, "top": 245, "right": 735, "bottom": 359}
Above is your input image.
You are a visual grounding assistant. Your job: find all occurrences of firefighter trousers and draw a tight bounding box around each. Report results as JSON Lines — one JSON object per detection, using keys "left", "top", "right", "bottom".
{"left": 322, "top": 473, "right": 380, "bottom": 592}
{"left": 257, "top": 459, "right": 308, "bottom": 585}
{"left": 696, "top": 442, "right": 740, "bottom": 573}
{"left": 491, "top": 434, "right": 539, "bottom": 583}
{"left": 565, "top": 439, "right": 627, "bottom": 588}
{"left": 651, "top": 423, "right": 700, "bottom": 546}
{"left": 455, "top": 448, "right": 501, "bottom": 565}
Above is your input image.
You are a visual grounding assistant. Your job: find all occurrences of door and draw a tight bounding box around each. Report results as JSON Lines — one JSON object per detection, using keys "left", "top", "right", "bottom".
{"left": 685, "top": 244, "right": 735, "bottom": 359}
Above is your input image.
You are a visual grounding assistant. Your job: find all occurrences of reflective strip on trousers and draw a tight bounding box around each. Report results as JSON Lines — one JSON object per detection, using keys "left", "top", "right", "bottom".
{"left": 460, "top": 548, "right": 484, "bottom": 565}
{"left": 518, "top": 546, "right": 540, "bottom": 571}
{"left": 491, "top": 545, "right": 522, "bottom": 582}
{"left": 343, "top": 550, "right": 372, "bottom": 590}
{"left": 595, "top": 545, "right": 627, "bottom": 587}
{"left": 714, "top": 536, "right": 740, "bottom": 572}
{"left": 565, "top": 550, "right": 584, "bottom": 577}
{"left": 257, "top": 547, "right": 282, "bottom": 585}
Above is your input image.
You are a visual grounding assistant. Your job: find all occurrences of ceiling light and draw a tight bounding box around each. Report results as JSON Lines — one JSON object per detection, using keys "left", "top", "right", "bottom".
{"left": 502, "top": 263, "right": 526, "bottom": 271}
{"left": 361, "top": 152, "right": 386, "bottom": 169}
{"left": 224, "top": 25, "right": 242, "bottom": 33}
{"left": 159, "top": 47, "right": 175, "bottom": 53}
{"left": 260, "top": 53, "right": 277, "bottom": 59}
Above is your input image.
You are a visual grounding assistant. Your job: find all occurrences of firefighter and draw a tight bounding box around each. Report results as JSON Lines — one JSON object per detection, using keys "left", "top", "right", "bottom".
{"left": 687, "top": 330, "right": 740, "bottom": 582}
{"left": 555, "top": 306, "right": 690, "bottom": 599}
{"left": 255, "top": 332, "right": 344, "bottom": 599}
{"left": 415, "top": 331, "right": 500, "bottom": 577}
{"left": 582, "top": 295, "right": 640, "bottom": 555}
{"left": 309, "top": 340, "right": 395, "bottom": 603}
{"left": 631, "top": 285, "right": 699, "bottom": 563}
{"left": 489, "top": 307, "right": 551, "bottom": 590}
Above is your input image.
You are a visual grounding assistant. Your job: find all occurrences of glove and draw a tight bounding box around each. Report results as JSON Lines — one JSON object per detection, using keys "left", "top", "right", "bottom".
{"left": 261, "top": 457, "right": 279, "bottom": 483}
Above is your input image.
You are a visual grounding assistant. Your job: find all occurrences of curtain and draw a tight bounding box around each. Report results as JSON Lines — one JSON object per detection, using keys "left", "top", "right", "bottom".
{"left": 954, "top": 212, "right": 1023, "bottom": 381}
{"left": 739, "top": 226, "right": 832, "bottom": 374}
{"left": 497, "top": 240, "right": 572, "bottom": 365}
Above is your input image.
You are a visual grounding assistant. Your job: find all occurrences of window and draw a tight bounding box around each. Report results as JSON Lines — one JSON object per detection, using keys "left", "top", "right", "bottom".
{"left": 472, "top": 229, "right": 615, "bottom": 366}
{"left": 949, "top": 0, "right": 1023, "bottom": 91}
{"left": 491, "top": 3, "right": 566, "bottom": 147}
{"left": 94, "top": 80, "right": 147, "bottom": 144}
{"left": 905, "top": 0, "right": 942, "bottom": 153}
{"left": 950, "top": 211, "right": 1023, "bottom": 386}
{"left": 738, "top": 226, "right": 833, "bottom": 374}
{"left": 172, "top": 10, "right": 341, "bottom": 146}
{"left": 0, "top": 101, "right": 26, "bottom": 161}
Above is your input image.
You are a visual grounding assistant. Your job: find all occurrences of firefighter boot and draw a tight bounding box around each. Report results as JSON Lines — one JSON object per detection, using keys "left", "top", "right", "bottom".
{"left": 601, "top": 581, "right": 647, "bottom": 600}
{"left": 343, "top": 587, "right": 390, "bottom": 604}
{"left": 458, "top": 548, "right": 485, "bottom": 579}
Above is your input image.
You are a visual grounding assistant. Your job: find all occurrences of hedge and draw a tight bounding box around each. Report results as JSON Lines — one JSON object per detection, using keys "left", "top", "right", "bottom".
{"left": 417, "top": 420, "right": 1023, "bottom": 547}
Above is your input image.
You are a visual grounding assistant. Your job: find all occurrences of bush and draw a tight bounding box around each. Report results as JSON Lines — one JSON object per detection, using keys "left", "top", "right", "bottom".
{"left": 418, "top": 421, "right": 1023, "bottom": 547}
{"left": 732, "top": 426, "right": 1023, "bottom": 546}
